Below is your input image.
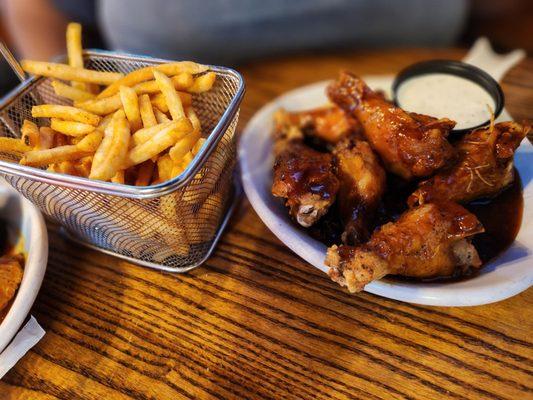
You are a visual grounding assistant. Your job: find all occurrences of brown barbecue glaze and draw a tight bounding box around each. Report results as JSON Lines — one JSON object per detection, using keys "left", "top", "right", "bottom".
{"left": 388, "top": 173, "right": 523, "bottom": 282}
{"left": 311, "top": 171, "right": 523, "bottom": 282}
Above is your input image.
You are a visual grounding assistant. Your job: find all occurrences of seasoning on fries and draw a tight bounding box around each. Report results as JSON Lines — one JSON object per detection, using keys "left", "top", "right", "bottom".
{"left": 0, "top": 22, "right": 215, "bottom": 186}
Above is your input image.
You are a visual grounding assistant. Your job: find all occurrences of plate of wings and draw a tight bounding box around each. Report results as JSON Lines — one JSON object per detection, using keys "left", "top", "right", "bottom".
{"left": 239, "top": 72, "right": 532, "bottom": 306}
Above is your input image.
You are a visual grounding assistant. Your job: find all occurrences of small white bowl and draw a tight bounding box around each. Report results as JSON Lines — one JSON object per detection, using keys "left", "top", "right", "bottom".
{"left": 0, "top": 181, "right": 48, "bottom": 353}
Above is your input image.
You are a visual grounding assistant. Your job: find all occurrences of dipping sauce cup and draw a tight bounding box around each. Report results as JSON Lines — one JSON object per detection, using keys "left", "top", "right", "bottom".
{"left": 392, "top": 60, "right": 504, "bottom": 134}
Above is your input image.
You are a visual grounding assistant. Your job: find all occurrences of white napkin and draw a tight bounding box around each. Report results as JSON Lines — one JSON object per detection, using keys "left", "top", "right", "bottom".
{"left": 0, "top": 316, "right": 45, "bottom": 378}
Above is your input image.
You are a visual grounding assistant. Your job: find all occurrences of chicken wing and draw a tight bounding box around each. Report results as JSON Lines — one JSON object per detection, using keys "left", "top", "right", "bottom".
{"left": 327, "top": 72, "right": 456, "bottom": 180}
{"left": 325, "top": 202, "right": 483, "bottom": 292}
{"left": 272, "top": 112, "right": 340, "bottom": 227}
{"left": 272, "top": 109, "right": 305, "bottom": 157}
{"left": 278, "top": 106, "right": 361, "bottom": 146}
{"left": 409, "top": 121, "right": 530, "bottom": 206}
{"left": 333, "top": 136, "right": 386, "bottom": 244}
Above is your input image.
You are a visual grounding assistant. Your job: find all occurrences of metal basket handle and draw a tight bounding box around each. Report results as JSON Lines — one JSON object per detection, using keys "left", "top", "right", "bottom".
{"left": 0, "top": 42, "right": 27, "bottom": 82}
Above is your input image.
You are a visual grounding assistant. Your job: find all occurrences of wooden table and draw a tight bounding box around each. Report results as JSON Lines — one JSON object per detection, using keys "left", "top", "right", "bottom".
{"left": 1, "top": 49, "right": 532, "bottom": 400}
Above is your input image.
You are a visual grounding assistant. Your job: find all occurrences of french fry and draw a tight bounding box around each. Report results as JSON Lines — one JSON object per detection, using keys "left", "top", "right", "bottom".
{"left": 125, "top": 118, "right": 192, "bottom": 167}
{"left": 21, "top": 60, "right": 123, "bottom": 85}
{"left": 132, "top": 73, "right": 193, "bottom": 95}
{"left": 76, "top": 89, "right": 191, "bottom": 117}
{"left": 90, "top": 114, "right": 115, "bottom": 174}
{"left": 47, "top": 164, "right": 58, "bottom": 173}
{"left": 38, "top": 127, "right": 55, "bottom": 149}
{"left": 89, "top": 110, "right": 130, "bottom": 181}
{"left": 170, "top": 163, "right": 184, "bottom": 178}
{"left": 97, "top": 62, "right": 208, "bottom": 99}
{"left": 74, "top": 95, "right": 122, "bottom": 115}
{"left": 32, "top": 105, "right": 100, "bottom": 126}
{"left": 21, "top": 120, "right": 40, "bottom": 147}
{"left": 154, "top": 109, "right": 171, "bottom": 123}
{"left": 132, "top": 121, "right": 176, "bottom": 147}
{"left": 168, "top": 107, "right": 201, "bottom": 162}
{"left": 119, "top": 86, "right": 142, "bottom": 131}
{"left": 51, "top": 80, "right": 94, "bottom": 102}
{"left": 156, "top": 62, "right": 209, "bottom": 77}
{"left": 75, "top": 156, "right": 92, "bottom": 177}
{"left": 135, "top": 160, "right": 155, "bottom": 186}
{"left": 66, "top": 22, "right": 87, "bottom": 91}
{"left": 188, "top": 72, "right": 216, "bottom": 93}
{"left": 192, "top": 137, "right": 206, "bottom": 155}
{"left": 153, "top": 70, "right": 185, "bottom": 120}
{"left": 168, "top": 131, "right": 200, "bottom": 162}
{"left": 157, "top": 154, "right": 173, "bottom": 182}
{"left": 181, "top": 151, "right": 194, "bottom": 166}
{"left": 76, "top": 130, "right": 104, "bottom": 152}
{"left": 169, "top": 72, "right": 194, "bottom": 90}
{"left": 186, "top": 107, "right": 201, "bottom": 132}
{"left": 139, "top": 94, "right": 157, "bottom": 128}
{"left": 151, "top": 94, "right": 168, "bottom": 113}
{"left": 50, "top": 118, "right": 96, "bottom": 136}
{"left": 56, "top": 160, "right": 77, "bottom": 175}
{"left": 21, "top": 145, "right": 91, "bottom": 167}
{"left": 150, "top": 92, "right": 192, "bottom": 114}
{"left": 111, "top": 170, "right": 125, "bottom": 184}
{"left": 97, "top": 67, "right": 157, "bottom": 99}
{"left": 0, "top": 137, "right": 31, "bottom": 154}
{"left": 97, "top": 113, "right": 114, "bottom": 130}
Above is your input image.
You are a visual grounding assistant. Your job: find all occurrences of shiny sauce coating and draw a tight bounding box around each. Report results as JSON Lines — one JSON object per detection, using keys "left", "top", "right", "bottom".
{"left": 387, "top": 172, "right": 523, "bottom": 282}
{"left": 310, "top": 171, "right": 523, "bottom": 282}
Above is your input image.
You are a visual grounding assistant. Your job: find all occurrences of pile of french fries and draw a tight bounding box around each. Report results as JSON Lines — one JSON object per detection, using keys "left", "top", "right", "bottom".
{"left": 0, "top": 22, "right": 216, "bottom": 185}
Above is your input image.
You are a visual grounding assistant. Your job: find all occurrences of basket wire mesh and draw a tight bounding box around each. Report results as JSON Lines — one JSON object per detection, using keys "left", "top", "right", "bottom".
{"left": 0, "top": 50, "right": 244, "bottom": 272}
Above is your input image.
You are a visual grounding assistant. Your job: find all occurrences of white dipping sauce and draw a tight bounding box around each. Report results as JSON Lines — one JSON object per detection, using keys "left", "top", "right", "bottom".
{"left": 396, "top": 73, "right": 495, "bottom": 130}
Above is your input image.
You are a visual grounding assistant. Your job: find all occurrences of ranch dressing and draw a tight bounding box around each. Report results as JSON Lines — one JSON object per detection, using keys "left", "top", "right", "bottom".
{"left": 396, "top": 73, "right": 495, "bottom": 130}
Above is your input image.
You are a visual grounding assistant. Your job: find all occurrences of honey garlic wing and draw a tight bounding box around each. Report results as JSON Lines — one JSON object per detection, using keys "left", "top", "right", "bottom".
{"left": 409, "top": 121, "right": 530, "bottom": 207}
{"left": 272, "top": 140, "right": 339, "bottom": 228}
{"left": 325, "top": 202, "right": 484, "bottom": 293}
{"left": 327, "top": 72, "right": 456, "bottom": 180}
{"left": 333, "top": 137, "right": 386, "bottom": 245}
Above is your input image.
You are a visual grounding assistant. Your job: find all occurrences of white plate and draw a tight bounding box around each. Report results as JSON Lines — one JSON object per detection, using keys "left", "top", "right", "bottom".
{"left": 239, "top": 76, "right": 533, "bottom": 306}
{"left": 0, "top": 181, "right": 48, "bottom": 353}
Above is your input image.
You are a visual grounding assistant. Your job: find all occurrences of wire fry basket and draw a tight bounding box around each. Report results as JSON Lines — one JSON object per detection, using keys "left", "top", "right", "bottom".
{"left": 0, "top": 50, "right": 245, "bottom": 272}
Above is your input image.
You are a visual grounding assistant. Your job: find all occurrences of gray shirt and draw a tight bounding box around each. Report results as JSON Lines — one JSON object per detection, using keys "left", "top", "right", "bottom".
{"left": 98, "top": 0, "right": 467, "bottom": 65}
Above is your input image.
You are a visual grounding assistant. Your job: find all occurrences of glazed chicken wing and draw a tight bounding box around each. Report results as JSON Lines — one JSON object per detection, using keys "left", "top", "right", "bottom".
{"left": 333, "top": 136, "right": 386, "bottom": 245}
{"left": 328, "top": 72, "right": 456, "bottom": 180}
{"left": 272, "top": 111, "right": 340, "bottom": 227}
{"left": 279, "top": 106, "right": 361, "bottom": 145}
{"left": 325, "top": 202, "right": 483, "bottom": 292}
{"left": 409, "top": 121, "right": 530, "bottom": 206}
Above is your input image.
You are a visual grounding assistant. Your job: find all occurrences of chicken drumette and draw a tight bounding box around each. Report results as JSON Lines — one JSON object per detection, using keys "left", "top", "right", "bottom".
{"left": 328, "top": 72, "right": 456, "bottom": 180}
{"left": 278, "top": 106, "right": 361, "bottom": 145}
{"left": 272, "top": 111, "right": 340, "bottom": 227}
{"left": 333, "top": 136, "right": 386, "bottom": 244}
{"left": 409, "top": 121, "right": 530, "bottom": 206}
{"left": 325, "top": 202, "right": 483, "bottom": 292}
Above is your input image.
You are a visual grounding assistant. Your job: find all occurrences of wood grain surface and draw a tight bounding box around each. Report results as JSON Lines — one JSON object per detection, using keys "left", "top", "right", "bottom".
{"left": 1, "top": 49, "right": 532, "bottom": 400}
